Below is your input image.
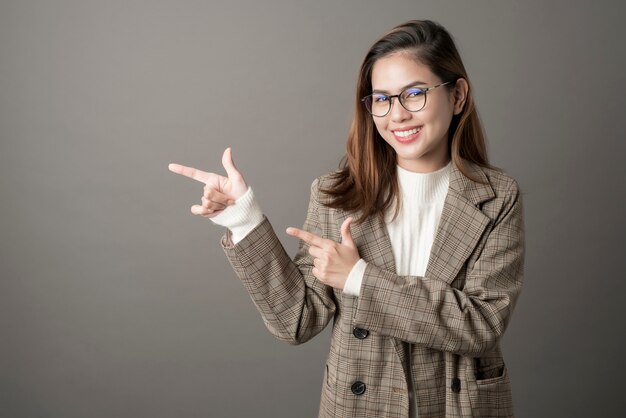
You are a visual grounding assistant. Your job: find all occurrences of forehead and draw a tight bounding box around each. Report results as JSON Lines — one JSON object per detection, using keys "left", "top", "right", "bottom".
{"left": 371, "top": 53, "right": 437, "bottom": 92}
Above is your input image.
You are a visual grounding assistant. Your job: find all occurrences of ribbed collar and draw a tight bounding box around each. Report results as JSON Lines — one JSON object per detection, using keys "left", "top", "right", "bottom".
{"left": 396, "top": 160, "right": 452, "bottom": 204}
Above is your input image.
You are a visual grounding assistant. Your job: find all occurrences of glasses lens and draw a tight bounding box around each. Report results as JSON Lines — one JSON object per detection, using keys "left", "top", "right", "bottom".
{"left": 364, "top": 94, "right": 390, "bottom": 116}
{"left": 400, "top": 88, "right": 426, "bottom": 112}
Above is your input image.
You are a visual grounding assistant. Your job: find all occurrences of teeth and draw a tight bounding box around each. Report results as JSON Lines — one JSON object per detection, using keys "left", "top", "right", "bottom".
{"left": 395, "top": 127, "right": 421, "bottom": 137}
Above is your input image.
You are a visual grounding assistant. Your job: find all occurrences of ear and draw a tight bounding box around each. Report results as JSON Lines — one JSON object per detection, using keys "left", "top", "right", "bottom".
{"left": 451, "top": 78, "right": 469, "bottom": 115}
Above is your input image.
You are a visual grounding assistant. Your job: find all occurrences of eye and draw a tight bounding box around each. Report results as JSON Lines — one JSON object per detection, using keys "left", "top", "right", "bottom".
{"left": 404, "top": 87, "right": 424, "bottom": 98}
{"left": 372, "top": 94, "right": 389, "bottom": 103}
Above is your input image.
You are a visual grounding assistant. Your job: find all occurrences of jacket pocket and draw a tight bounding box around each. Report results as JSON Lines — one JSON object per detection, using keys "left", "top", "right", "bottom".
{"left": 320, "top": 363, "right": 337, "bottom": 418}
{"left": 324, "top": 362, "right": 337, "bottom": 394}
{"left": 476, "top": 363, "right": 506, "bottom": 382}
{"left": 468, "top": 364, "right": 514, "bottom": 417}
{"left": 326, "top": 363, "right": 332, "bottom": 388}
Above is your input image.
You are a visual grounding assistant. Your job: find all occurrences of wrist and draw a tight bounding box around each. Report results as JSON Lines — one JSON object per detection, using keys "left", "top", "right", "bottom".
{"left": 210, "top": 187, "right": 264, "bottom": 244}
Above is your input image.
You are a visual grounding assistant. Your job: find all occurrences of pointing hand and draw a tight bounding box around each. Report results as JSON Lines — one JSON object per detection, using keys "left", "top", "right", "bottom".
{"left": 286, "top": 217, "right": 360, "bottom": 290}
{"left": 168, "top": 147, "right": 248, "bottom": 218}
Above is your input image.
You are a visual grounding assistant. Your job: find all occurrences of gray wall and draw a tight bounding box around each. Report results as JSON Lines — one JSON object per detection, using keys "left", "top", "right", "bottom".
{"left": 1, "top": 0, "right": 624, "bottom": 417}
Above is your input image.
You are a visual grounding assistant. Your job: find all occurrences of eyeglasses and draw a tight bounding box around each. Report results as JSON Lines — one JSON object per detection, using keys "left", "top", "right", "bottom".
{"left": 362, "top": 81, "right": 454, "bottom": 117}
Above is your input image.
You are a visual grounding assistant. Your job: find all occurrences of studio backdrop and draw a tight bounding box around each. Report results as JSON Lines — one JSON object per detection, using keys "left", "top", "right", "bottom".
{"left": 1, "top": 0, "right": 624, "bottom": 417}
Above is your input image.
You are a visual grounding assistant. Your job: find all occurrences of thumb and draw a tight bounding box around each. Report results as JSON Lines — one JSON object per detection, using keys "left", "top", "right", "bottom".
{"left": 222, "top": 147, "right": 242, "bottom": 180}
{"left": 340, "top": 217, "right": 356, "bottom": 248}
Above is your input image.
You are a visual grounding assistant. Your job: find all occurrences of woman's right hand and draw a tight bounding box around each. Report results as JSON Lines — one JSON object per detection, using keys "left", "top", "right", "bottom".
{"left": 168, "top": 147, "right": 248, "bottom": 218}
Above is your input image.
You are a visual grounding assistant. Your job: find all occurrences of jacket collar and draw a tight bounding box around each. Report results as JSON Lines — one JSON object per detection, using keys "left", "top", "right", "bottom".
{"left": 449, "top": 158, "right": 495, "bottom": 206}
{"left": 362, "top": 158, "right": 495, "bottom": 284}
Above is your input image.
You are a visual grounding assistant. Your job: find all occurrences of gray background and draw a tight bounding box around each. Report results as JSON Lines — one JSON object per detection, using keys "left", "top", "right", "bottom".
{"left": 1, "top": 0, "right": 624, "bottom": 417}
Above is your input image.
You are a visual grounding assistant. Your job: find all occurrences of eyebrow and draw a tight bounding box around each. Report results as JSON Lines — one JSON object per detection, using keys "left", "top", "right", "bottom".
{"left": 372, "top": 81, "right": 427, "bottom": 94}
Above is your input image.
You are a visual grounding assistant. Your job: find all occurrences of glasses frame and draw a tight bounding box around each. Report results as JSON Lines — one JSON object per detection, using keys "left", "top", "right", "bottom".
{"left": 362, "top": 80, "right": 455, "bottom": 117}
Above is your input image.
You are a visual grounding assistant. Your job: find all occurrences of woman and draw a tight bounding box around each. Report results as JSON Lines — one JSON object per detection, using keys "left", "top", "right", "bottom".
{"left": 169, "top": 20, "right": 525, "bottom": 418}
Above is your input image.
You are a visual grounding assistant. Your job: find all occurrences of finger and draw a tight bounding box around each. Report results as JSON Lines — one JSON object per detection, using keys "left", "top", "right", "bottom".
{"left": 286, "top": 227, "right": 328, "bottom": 248}
{"left": 308, "top": 246, "right": 324, "bottom": 259}
{"left": 341, "top": 217, "right": 356, "bottom": 247}
{"left": 221, "top": 147, "right": 242, "bottom": 180}
{"left": 191, "top": 204, "right": 214, "bottom": 216}
{"left": 203, "top": 187, "right": 235, "bottom": 206}
{"left": 168, "top": 163, "right": 212, "bottom": 184}
{"left": 200, "top": 210, "right": 223, "bottom": 218}
{"left": 310, "top": 267, "right": 319, "bottom": 279}
{"left": 201, "top": 196, "right": 227, "bottom": 211}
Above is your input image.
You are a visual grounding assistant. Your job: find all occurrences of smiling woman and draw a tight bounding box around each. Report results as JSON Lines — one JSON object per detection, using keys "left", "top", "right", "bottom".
{"left": 170, "top": 19, "right": 525, "bottom": 418}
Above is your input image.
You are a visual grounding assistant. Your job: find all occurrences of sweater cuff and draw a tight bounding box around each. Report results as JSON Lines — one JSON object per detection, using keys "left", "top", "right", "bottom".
{"left": 210, "top": 186, "right": 264, "bottom": 245}
{"left": 343, "top": 258, "right": 367, "bottom": 297}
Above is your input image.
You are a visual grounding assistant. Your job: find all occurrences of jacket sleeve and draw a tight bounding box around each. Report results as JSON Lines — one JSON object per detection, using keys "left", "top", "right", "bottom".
{"left": 220, "top": 178, "right": 336, "bottom": 345}
{"left": 352, "top": 180, "right": 525, "bottom": 357}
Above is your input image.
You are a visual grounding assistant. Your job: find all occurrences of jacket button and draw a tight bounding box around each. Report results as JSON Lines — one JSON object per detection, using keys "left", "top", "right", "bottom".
{"left": 451, "top": 377, "right": 461, "bottom": 393}
{"left": 353, "top": 327, "right": 369, "bottom": 339}
{"left": 351, "top": 381, "right": 366, "bottom": 395}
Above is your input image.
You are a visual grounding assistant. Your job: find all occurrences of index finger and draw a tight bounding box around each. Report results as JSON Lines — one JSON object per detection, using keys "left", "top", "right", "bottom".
{"left": 168, "top": 163, "right": 211, "bottom": 184}
{"left": 286, "top": 227, "right": 329, "bottom": 248}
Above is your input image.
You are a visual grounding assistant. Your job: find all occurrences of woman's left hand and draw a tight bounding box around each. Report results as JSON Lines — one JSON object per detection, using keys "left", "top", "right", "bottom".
{"left": 286, "top": 217, "right": 360, "bottom": 290}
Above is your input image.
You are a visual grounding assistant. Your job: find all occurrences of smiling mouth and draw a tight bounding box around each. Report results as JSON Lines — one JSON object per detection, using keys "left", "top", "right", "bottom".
{"left": 392, "top": 126, "right": 422, "bottom": 142}
{"left": 393, "top": 127, "right": 422, "bottom": 137}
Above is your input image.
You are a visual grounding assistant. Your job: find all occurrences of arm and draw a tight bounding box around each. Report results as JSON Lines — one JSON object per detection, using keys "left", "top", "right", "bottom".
{"left": 352, "top": 180, "right": 525, "bottom": 357}
{"left": 168, "top": 149, "right": 335, "bottom": 345}
{"left": 220, "top": 178, "right": 336, "bottom": 345}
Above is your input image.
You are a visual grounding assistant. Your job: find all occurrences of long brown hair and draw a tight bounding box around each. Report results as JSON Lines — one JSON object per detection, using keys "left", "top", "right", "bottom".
{"left": 320, "top": 20, "right": 500, "bottom": 224}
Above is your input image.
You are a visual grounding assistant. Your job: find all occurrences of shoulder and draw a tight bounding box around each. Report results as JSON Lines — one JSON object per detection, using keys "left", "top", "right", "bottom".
{"left": 308, "top": 170, "right": 343, "bottom": 204}
{"left": 454, "top": 159, "right": 523, "bottom": 221}
{"left": 450, "top": 158, "right": 523, "bottom": 207}
{"left": 479, "top": 164, "right": 521, "bottom": 197}
{"left": 467, "top": 162, "right": 524, "bottom": 222}
{"left": 311, "top": 170, "right": 342, "bottom": 188}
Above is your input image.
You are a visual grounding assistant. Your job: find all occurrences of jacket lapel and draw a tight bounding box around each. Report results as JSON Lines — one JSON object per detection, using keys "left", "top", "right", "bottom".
{"left": 424, "top": 160, "right": 494, "bottom": 284}
{"left": 363, "top": 158, "right": 495, "bottom": 283}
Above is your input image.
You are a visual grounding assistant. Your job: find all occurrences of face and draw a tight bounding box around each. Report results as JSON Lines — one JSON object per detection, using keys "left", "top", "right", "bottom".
{"left": 370, "top": 53, "right": 466, "bottom": 173}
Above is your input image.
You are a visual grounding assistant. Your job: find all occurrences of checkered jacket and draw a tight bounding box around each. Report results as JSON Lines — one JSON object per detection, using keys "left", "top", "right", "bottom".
{"left": 221, "top": 159, "right": 525, "bottom": 417}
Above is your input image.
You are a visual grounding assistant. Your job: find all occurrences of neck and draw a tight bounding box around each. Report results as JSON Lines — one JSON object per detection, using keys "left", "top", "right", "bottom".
{"left": 396, "top": 144, "right": 450, "bottom": 173}
{"left": 396, "top": 151, "right": 451, "bottom": 173}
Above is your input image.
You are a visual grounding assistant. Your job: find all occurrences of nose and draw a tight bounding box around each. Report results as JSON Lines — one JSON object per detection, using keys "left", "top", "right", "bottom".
{"left": 389, "top": 97, "right": 411, "bottom": 123}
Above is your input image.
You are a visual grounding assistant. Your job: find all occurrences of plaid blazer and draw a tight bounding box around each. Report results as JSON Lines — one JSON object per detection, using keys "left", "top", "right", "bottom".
{"left": 220, "top": 159, "right": 525, "bottom": 418}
